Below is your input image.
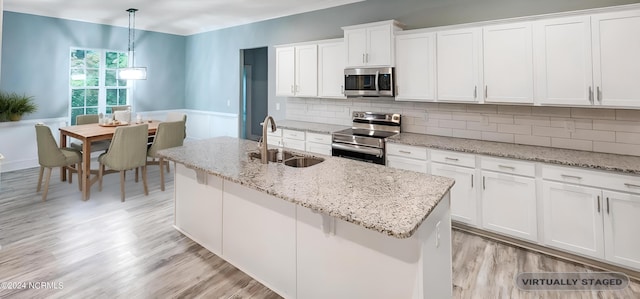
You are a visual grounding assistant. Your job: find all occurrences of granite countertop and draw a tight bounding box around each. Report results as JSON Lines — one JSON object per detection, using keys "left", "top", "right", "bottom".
{"left": 158, "top": 137, "right": 454, "bottom": 239}
{"left": 276, "top": 120, "right": 349, "bottom": 134}
{"left": 388, "top": 133, "right": 640, "bottom": 175}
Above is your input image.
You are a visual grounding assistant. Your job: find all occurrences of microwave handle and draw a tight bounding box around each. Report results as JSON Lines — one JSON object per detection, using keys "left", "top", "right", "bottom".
{"left": 375, "top": 71, "right": 380, "bottom": 93}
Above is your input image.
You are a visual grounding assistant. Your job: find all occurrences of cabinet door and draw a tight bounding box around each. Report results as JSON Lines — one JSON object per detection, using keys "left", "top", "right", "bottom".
{"left": 431, "top": 163, "right": 477, "bottom": 226}
{"left": 483, "top": 22, "right": 534, "bottom": 104}
{"left": 395, "top": 32, "right": 436, "bottom": 101}
{"left": 295, "top": 44, "right": 318, "bottom": 97}
{"left": 386, "top": 155, "right": 428, "bottom": 174}
{"left": 366, "top": 24, "right": 393, "bottom": 66}
{"left": 482, "top": 171, "right": 537, "bottom": 242}
{"left": 318, "top": 42, "right": 346, "bottom": 98}
{"left": 345, "top": 28, "right": 367, "bottom": 67}
{"left": 592, "top": 10, "right": 640, "bottom": 107}
{"left": 437, "top": 28, "right": 483, "bottom": 102}
{"left": 534, "top": 16, "right": 593, "bottom": 106}
{"left": 542, "top": 181, "right": 604, "bottom": 258}
{"left": 275, "top": 46, "right": 295, "bottom": 96}
{"left": 603, "top": 190, "right": 640, "bottom": 270}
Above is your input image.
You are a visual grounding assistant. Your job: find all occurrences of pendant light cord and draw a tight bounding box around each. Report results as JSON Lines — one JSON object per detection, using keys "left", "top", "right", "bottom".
{"left": 127, "top": 8, "right": 138, "bottom": 67}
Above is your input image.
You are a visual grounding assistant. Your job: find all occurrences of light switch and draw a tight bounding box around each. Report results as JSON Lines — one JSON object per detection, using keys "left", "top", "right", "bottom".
{"left": 276, "top": 103, "right": 280, "bottom": 110}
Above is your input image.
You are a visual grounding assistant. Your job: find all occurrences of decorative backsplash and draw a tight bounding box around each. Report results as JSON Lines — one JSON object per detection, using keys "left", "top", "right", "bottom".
{"left": 286, "top": 97, "right": 640, "bottom": 157}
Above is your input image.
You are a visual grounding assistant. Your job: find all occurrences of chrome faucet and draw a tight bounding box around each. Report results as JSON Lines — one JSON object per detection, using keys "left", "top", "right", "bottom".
{"left": 260, "top": 115, "right": 277, "bottom": 164}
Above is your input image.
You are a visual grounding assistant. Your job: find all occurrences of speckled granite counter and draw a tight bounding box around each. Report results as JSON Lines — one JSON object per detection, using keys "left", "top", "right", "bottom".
{"left": 158, "top": 136, "right": 454, "bottom": 238}
{"left": 276, "top": 120, "right": 349, "bottom": 134}
{"left": 388, "top": 133, "right": 640, "bottom": 175}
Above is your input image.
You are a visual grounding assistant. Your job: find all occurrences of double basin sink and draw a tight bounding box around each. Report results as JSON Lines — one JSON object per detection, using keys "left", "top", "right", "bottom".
{"left": 248, "top": 149, "right": 324, "bottom": 168}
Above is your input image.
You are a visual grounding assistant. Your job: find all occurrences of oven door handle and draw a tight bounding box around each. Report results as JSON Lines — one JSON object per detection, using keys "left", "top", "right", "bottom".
{"left": 332, "top": 143, "right": 384, "bottom": 157}
{"left": 375, "top": 71, "right": 380, "bottom": 93}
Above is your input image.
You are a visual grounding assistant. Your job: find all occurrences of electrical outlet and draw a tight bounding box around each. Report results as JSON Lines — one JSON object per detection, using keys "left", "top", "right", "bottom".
{"left": 565, "top": 120, "right": 575, "bottom": 133}
{"left": 227, "top": 100, "right": 231, "bottom": 107}
{"left": 276, "top": 103, "right": 280, "bottom": 111}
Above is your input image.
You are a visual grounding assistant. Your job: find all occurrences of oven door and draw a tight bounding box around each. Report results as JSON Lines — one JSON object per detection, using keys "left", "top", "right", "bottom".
{"left": 344, "top": 67, "right": 394, "bottom": 97}
{"left": 331, "top": 142, "right": 385, "bottom": 165}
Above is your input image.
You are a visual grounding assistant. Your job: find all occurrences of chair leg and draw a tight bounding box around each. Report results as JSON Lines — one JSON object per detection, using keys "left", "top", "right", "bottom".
{"left": 37, "top": 166, "right": 44, "bottom": 192}
{"left": 98, "top": 163, "right": 104, "bottom": 191}
{"left": 68, "top": 167, "right": 73, "bottom": 184}
{"left": 159, "top": 158, "right": 165, "bottom": 191}
{"left": 142, "top": 166, "right": 149, "bottom": 196}
{"left": 77, "top": 162, "right": 83, "bottom": 191}
{"left": 135, "top": 167, "right": 139, "bottom": 183}
{"left": 42, "top": 167, "right": 52, "bottom": 201}
{"left": 166, "top": 162, "right": 170, "bottom": 173}
{"left": 120, "top": 171, "right": 126, "bottom": 202}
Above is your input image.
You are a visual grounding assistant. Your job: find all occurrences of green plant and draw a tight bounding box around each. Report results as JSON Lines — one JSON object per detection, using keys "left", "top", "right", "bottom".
{"left": 0, "top": 91, "right": 37, "bottom": 121}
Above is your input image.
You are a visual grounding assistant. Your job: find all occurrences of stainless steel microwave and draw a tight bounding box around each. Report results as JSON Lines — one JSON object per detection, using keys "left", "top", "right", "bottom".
{"left": 344, "top": 67, "right": 395, "bottom": 97}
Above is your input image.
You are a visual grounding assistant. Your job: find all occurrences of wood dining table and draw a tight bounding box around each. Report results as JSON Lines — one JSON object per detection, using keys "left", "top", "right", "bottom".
{"left": 59, "top": 120, "right": 160, "bottom": 201}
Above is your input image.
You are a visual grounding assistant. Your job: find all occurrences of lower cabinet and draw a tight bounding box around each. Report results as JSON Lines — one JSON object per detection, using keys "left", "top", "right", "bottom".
{"left": 282, "top": 129, "right": 306, "bottom": 151}
{"left": 305, "top": 132, "right": 331, "bottom": 156}
{"left": 603, "top": 190, "right": 640, "bottom": 270}
{"left": 432, "top": 163, "right": 477, "bottom": 226}
{"left": 481, "top": 158, "right": 537, "bottom": 242}
{"left": 174, "top": 163, "right": 223, "bottom": 255}
{"left": 386, "top": 143, "right": 429, "bottom": 173}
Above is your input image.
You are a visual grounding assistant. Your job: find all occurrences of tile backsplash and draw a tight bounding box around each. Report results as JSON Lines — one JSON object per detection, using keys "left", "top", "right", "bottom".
{"left": 286, "top": 98, "right": 640, "bottom": 156}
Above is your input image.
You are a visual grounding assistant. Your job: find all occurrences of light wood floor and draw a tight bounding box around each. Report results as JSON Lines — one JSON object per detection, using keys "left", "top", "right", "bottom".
{"left": 1, "top": 165, "right": 639, "bottom": 298}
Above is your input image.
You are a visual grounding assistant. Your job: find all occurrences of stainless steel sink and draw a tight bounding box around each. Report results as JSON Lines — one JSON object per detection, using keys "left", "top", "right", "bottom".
{"left": 248, "top": 149, "right": 324, "bottom": 168}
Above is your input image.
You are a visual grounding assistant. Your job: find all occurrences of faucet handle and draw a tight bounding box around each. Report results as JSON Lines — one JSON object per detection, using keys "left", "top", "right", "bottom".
{"left": 257, "top": 136, "right": 264, "bottom": 148}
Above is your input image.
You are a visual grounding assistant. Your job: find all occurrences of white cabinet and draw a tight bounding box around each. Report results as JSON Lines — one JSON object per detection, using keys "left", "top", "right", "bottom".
{"left": 275, "top": 45, "right": 317, "bottom": 97}
{"left": 481, "top": 157, "right": 537, "bottom": 242}
{"left": 395, "top": 32, "right": 436, "bottom": 101}
{"left": 267, "top": 128, "right": 283, "bottom": 147}
{"left": 430, "top": 150, "right": 478, "bottom": 226}
{"left": 436, "top": 28, "right": 483, "bottom": 103}
{"left": 386, "top": 143, "right": 428, "bottom": 173}
{"left": 592, "top": 9, "right": 640, "bottom": 107}
{"left": 534, "top": 16, "right": 593, "bottom": 106}
{"left": 174, "top": 164, "right": 223, "bottom": 255}
{"left": 318, "top": 41, "right": 346, "bottom": 98}
{"left": 483, "top": 22, "right": 534, "bottom": 104}
{"left": 542, "top": 181, "right": 604, "bottom": 258}
{"left": 603, "top": 190, "right": 640, "bottom": 270}
{"left": 282, "top": 128, "right": 305, "bottom": 151}
{"left": 223, "top": 180, "right": 297, "bottom": 298}
{"left": 343, "top": 21, "right": 402, "bottom": 67}
{"left": 305, "top": 132, "right": 331, "bottom": 156}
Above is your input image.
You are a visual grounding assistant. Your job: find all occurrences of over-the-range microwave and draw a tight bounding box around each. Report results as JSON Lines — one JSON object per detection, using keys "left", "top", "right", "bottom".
{"left": 344, "top": 67, "right": 395, "bottom": 97}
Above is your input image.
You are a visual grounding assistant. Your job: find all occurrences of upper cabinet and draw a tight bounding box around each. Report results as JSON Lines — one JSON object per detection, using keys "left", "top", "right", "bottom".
{"left": 483, "top": 22, "right": 534, "bottom": 104}
{"left": 343, "top": 20, "right": 403, "bottom": 67}
{"left": 436, "top": 28, "right": 483, "bottom": 103}
{"left": 395, "top": 32, "right": 436, "bottom": 101}
{"left": 275, "top": 45, "right": 318, "bottom": 97}
{"left": 318, "top": 40, "right": 346, "bottom": 98}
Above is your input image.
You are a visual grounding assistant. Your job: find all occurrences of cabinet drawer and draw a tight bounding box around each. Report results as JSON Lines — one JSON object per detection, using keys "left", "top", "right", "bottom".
{"left": 430, "top": 149, "right": 475, "bottom": 168}
{"left": 268, "top": 128, "right": 283, "bottom": 137}
{"left": 386, "top": 143, "right": 428, "bottom": 160}
{"left": 282, "top": 129, "right": 305, "bottom": 141}
{"left": 267, "top": 137, "right": 282, "bottom": 147}
{"left": 306, "top": 132, "right": 331, "bottom": 145}
{"left": 283, "top": 138, "right": 306, "bottom": 151}
{"left": 480, "top": 156, "right": 535, "bottom": 177}
{"left": 306, "top": 142, "right": 331, "bottom": 156}
{"left": 542, "top": 164, "right": 640, "bottom": 194}
{"left": 386, "top": 155, "right": 428, "bottom": 173}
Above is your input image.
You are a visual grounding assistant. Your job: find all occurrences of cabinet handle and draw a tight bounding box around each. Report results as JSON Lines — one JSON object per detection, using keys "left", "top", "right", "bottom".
{"left": 560, "top": 174, "right": 582, "bottom": 180}
{"left": 483, "top": 176, "right": 486, "bottom": 190}
{"left": 597, "top": 195, "right": 601, "bottom": 213}
{"left": 341, "top": 85, "right": 344, "bottom": 95}
{"left": 366, "top": 53, "right": 369, "bottom": 63}
{"left": 588, "top": 86, "right": 593, "bottom": 103}
{"left": 624, "top": 183, "right": 640, "bottom": 189}
{"left": 399, "top": 150, "right": 412, "bottom": 154}
{"left": 445, "top": 157, "right": 459, "bottom": 162}
{"left": 362, "top": 53, "right": 365, "bottom": 63}
{"left": 606, "top": 197, "right": 610, "bottom": 214}
{"left": 474, "top": 86, "right": 477, "bottom": 99}
{"left": 597, "top": 86, "right": 602, "bottom": 102}
{"left": 485, "top": 86, "right": 488, "bottom": 99}
{"left": 471, "top": 174, "right": 474, "bottom": 188}
{"left": 291, "top": 85, "right": 294, "bottom": 93}
{"left": 498, "top": 165, "right": 515, "bottom": 170}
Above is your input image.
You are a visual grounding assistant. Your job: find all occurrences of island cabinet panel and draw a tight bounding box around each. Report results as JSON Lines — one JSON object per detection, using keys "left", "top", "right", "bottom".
{"left": 296, "top": 195, "right": 452, "bottom": 299}
{"left": 603, "top": 190, "right": 640, "bottom": 270}
{"left": 222, "top": 181, "right": 297, "bottom": 299}
{"left": 174, "top": 164, "right": 223, "bottom": 256}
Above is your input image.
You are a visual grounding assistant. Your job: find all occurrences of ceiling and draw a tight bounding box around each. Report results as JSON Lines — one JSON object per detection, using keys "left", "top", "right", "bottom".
{"left": 3, "top": 0, "right": 365, "bottom": 36}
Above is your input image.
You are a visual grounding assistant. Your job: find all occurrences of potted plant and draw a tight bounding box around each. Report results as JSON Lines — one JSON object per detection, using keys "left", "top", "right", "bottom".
{"left": 0, "top": 92, "right": 37, "bottom": 121}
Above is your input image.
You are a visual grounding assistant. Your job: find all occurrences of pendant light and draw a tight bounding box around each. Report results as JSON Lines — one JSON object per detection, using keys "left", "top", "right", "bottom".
{"left": 118, "top": 8, "right": 147, "bottom": 80}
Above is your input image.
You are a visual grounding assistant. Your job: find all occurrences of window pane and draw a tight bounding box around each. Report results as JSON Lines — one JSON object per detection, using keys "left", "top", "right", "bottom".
{"left": 71, "top": 90, "right": 85, "bottom": 107}
{"left": 118, "top": 89, "right": 127, "bottom": 105}
{"left": 106, "top": 89, "right": 118, "bottom": 106}
{"left": 105, "top": 70, "right": 117, "bottom": 86}
{"left": 118, "top": 53, "right": 129, "bottom": 68}
{"left": 106, "top": 107, "right": 113, "bottom": 114}
{"left": 86, "top": 108, "right": 98, "bottom": 115}
{"left": 70, "top": 50, "right": 85, "bottom": 68}
{"left": 86, "top": 69, "right": 99, "bottom": 86}
{"left": 106, "top": 52, "right": 119, "bottom": 68}
{"left": 85, "top": 50, "right": 100, "bottom": 68}
{"left": 86, "top": 89, "right": 99, "bottom": 106}
{"left": 70, "top": 69, "right": 86, "bottom": 87}
{"left": 71, "top": 108, "right": 84, "bottom": 125}
{"left": 118, "top": 79, "right": 128, "bottom": 87}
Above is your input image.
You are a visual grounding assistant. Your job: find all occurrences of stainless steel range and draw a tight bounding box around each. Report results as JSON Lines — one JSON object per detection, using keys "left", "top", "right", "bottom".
{"left": 332, "top": 111, "right": 401, "bottom": 165}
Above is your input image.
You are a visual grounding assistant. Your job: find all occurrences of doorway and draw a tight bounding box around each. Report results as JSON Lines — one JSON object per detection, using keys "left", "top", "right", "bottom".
{"left": 240, "top": 47, "right": 268, "bottom": 141}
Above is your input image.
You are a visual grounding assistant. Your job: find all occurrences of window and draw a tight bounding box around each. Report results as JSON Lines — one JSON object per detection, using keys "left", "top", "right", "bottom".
{"left": 69, "top": 48, "right": 130, "bottom": 125}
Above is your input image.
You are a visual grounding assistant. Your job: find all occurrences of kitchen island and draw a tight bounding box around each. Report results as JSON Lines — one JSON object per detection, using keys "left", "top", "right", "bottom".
{"left": 158, "top": 137, "right": 455, "bottom": 299}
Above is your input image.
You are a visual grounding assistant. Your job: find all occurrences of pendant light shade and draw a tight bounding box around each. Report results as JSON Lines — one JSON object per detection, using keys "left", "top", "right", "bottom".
{"left": 118, "top": 8, "right": 147, "bottom": 80}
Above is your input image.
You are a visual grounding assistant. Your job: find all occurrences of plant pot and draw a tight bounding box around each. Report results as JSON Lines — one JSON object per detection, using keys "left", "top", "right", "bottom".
{"left": 9, "top": 114, "right": 22, "bottom": 121}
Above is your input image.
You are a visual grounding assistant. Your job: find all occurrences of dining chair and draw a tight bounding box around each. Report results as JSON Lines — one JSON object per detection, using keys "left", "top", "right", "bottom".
{"left": 98, "top": 124, "right": 149, "bottom": 202}
{"left": 110, "top": 105, "right": 131, "bottom": 113}
{"left": 35, "top": 124, "right": 83, "bottom": 201}
{"left": 70, "top": 114, "right": 111, "bottom": 152}
{"left": 147, "top": 121, "right": 185, "bottom": 191}
{"left": 148, "top": 112, "right": 187, "bottom": 173}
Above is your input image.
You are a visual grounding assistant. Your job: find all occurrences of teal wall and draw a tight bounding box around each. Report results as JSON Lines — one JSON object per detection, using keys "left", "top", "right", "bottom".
{"left": 0, "top": 11, "right": 186, "bottom": 120}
